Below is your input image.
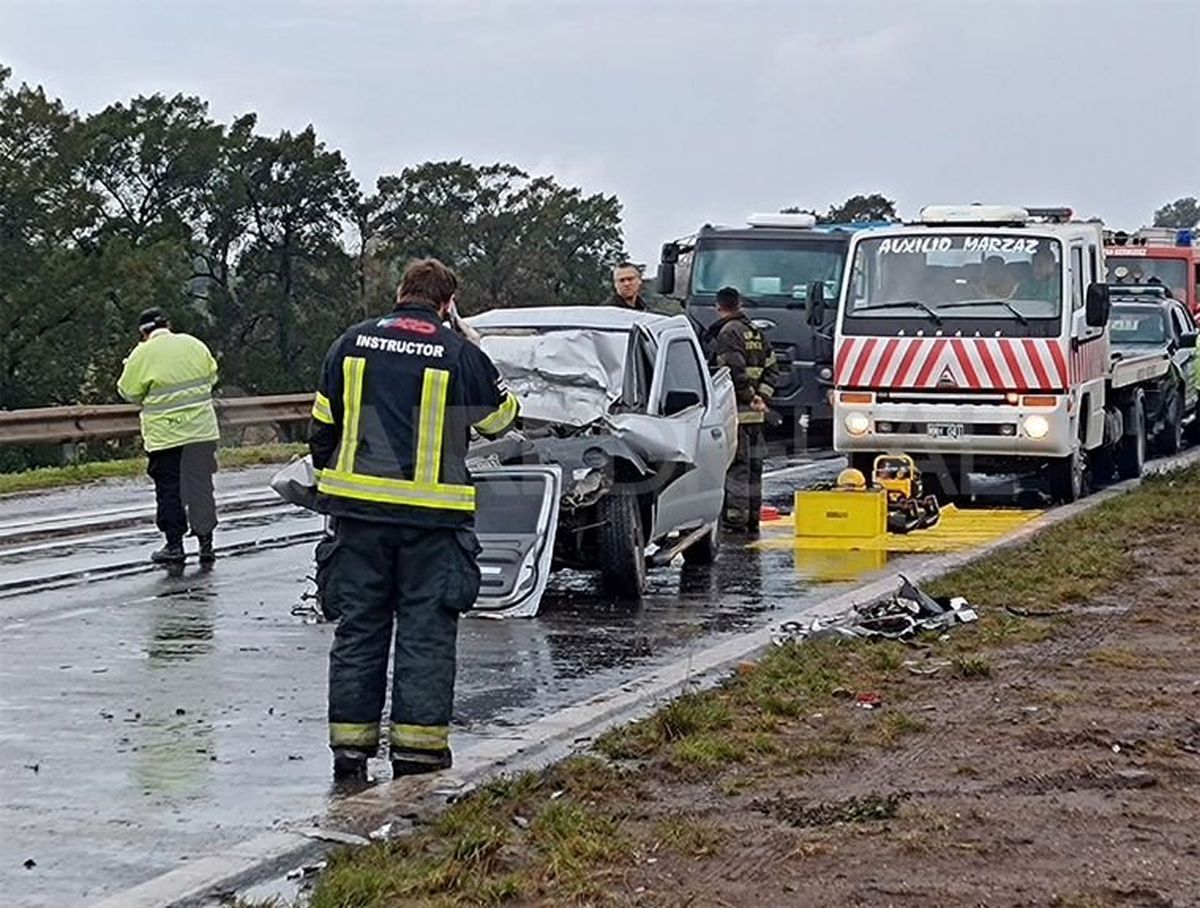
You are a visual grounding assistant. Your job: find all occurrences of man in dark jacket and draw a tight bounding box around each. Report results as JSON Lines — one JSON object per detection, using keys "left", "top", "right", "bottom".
{"left": 309, "top": 258, "right": 519, "bottom": 781}
{"left": 712, "top": 287, "right": 779, "bottom": 533}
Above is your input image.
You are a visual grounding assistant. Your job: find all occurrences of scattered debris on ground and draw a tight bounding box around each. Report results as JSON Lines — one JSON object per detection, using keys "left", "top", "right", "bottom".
{"left": 772, "top": 575, "right": 977, "bottom": 644}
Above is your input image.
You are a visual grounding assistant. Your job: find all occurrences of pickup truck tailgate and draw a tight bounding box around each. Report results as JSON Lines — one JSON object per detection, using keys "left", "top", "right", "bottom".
{"left": 471, "top": 465, "right": 562, "bottom": 618}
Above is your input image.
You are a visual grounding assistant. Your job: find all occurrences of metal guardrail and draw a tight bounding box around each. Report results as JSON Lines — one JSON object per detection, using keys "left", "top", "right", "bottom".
{"left": 0, "top": 394, "right": 314, "bottom": 446}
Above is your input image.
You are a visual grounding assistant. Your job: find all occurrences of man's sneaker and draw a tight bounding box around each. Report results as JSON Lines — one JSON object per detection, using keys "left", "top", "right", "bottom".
{"left": 332, "top": 748, "right": 370, "bottom": 781}
{"left": 391, "top": 748, "right": 452, "bottom": 778}
{"left": 151, "top": 540, "right": 186, "bottom": 564}
{"left": 198, "top": 535, "right": 216, "bottom": 564}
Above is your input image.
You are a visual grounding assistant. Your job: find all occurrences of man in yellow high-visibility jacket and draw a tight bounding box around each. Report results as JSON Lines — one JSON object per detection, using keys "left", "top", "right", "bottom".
{"left": 118, "top": 308, "right": 220, "bottom": 565}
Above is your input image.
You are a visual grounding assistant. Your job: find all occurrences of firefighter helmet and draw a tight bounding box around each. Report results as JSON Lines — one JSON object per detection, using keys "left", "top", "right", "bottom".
{"left": 836, "top": 468, "right": 867, "bottom": 490}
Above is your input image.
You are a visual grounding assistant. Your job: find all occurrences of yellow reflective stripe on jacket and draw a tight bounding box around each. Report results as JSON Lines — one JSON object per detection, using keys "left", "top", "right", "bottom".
{"left": 390, "top": 723, "right": 449, "bottom": 751}
{"left": 414, "top": 369, "right": 449, "bottom": 486}
{"left": 758, "top": 383, "right": 776, "bottom": 399}
{"left": 312, "top": 392, "right": 334, "bottom": 425}
{"left": 738, "top": 410, "right": 765, "bottom": 425}
{"left": 317, "top": 470, "right": 476, "bottom": 511}
{"left": 335, "top": 357, "right": 366, "bottom": 473}
{"left": 474, "top": 392, "right": 518, "bottom": 436}
{"left": 745, "top": 366, "right": 764, "bottom": 380}
{"left": 329, "top": 722, "right": 379, "bottom": 747}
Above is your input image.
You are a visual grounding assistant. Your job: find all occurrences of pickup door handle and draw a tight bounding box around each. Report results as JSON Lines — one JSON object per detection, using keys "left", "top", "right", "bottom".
{"left": 710, "top": 428, "right": 723, "bottom": 439}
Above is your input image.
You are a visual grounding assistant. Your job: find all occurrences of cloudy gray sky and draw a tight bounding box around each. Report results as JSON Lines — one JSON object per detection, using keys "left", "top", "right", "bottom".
{"left": 3, "top": 0, "right": 1197, "bottom": 263}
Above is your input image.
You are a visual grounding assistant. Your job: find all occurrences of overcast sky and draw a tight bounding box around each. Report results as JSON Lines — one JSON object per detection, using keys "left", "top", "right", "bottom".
{"left": 2, "top": 0, "right": 1197, "bottom": 263}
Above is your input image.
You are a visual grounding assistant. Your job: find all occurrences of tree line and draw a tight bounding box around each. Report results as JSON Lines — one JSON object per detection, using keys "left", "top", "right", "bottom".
{"left": 0, "top": 66, "right": 626, "bottom": 425}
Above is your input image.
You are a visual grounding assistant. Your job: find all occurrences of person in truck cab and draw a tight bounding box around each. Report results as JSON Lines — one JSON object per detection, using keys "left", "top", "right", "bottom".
{"left": 973, "top": 255, "right": 1017, "bottom": 299}
{"left": 1016, "top": 247, "right": 1059, "bottom": 302}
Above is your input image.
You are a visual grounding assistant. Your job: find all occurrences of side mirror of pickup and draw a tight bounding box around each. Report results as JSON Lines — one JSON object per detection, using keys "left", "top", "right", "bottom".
{"left": 806, "top": 281, "right": 827, "bottom": 328}
{"left": 662, "top": 389, "right": 701, "bottom": 416}
{"left": 1179, "top": 333, "right": 1197, "bottom": 349}
{"left": 1085, "top": 282, "right": 1110, "bottom": 328}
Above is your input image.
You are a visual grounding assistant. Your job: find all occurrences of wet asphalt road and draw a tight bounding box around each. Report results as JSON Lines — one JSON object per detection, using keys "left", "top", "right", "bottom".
{"left": 0, "top": 451, "right": 920, "bottom": 905}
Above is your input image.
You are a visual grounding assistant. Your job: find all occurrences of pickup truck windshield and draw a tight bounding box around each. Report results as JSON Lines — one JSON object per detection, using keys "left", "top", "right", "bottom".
{"left": 692, "top": 240, "right": 844, "bottom": 307}
{"left": 1109, "top": 305, "right": 1167, "bottom": 345}
{"left": 847, "top": 234, "right": 1064, "bottom": 321}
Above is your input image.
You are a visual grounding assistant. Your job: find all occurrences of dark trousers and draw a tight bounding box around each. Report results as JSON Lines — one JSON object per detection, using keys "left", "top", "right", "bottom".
{"left": 724, "top": 423, "right": 766, "bottom": 530}
{"left": 325, "top": 517, "right": 481, "bottom": 759}
{"left": 146, "top": 442, "right": 218, "bottom": 542}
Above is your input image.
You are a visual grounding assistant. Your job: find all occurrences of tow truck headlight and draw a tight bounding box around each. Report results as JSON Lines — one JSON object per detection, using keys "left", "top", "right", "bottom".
{"left": 845, "top": 413, "right": 870, "bottom": 436}
{"left": 1023, "top": 415, "right": 1050, "bottom": 439}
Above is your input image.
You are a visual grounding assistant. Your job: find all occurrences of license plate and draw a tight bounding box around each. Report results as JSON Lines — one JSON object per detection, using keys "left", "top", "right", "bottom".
{"left": 927, "top": 423, "right": 964, "bottom": 439}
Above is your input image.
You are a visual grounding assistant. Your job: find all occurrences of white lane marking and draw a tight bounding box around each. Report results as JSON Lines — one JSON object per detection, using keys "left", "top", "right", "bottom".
{"left": 762, "top": 458, "right": 845, "bottom": 481}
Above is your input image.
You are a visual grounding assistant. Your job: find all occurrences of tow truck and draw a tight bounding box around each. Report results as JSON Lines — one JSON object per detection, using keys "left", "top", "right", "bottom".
{"left": 656, "top": 213, "right": 889, "bottom": 442}
{"left": 826, "top": 204, "right": 1171, "bottom": 504}
{"left": 1105, "top": 226, "right": 1199, "bottom": 325}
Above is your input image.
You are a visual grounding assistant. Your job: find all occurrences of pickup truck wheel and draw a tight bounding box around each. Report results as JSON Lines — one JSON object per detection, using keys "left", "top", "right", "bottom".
{"left": 681, "top": 523, "right": 720, "bottom": 566}
{"left": 1158, "top": 387, "right": 1184, "bottom": 455}
{"left": 596, "top": 492, "right": 646, "bottom": 599}
{"left": 1047, "top": 447, "right": 1085, "bottom": 504}
{"left": 1116, "top": 394, "right": 1146, "bottom": 480}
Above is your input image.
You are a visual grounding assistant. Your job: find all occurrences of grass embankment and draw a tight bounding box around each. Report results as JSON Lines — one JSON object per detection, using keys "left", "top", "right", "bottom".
{"left": 0, "top": 443, "right": 306, "bottom": 496}
{"left": 268, "top": 466, "right": 1200, "bottom": 908}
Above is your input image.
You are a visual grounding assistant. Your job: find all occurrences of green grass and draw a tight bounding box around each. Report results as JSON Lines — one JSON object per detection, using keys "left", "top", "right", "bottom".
{"left": 295, "top": 464, "right": 1200, "bottom": 907}
{"left": 0, "top": 443, "right": 306, "bottom": 495}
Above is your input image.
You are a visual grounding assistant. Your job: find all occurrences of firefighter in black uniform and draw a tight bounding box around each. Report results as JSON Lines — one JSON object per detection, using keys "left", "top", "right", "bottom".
{"left": 712, "top": 287, "right": 779, "bottom": 533}
{"left": 308, "top": 258, "right": 519, "bottom": 781}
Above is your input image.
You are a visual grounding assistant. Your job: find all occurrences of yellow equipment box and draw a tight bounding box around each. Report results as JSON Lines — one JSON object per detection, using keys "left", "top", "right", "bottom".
{"left": 794, "top": 489, "right": 887, "bottom": 539}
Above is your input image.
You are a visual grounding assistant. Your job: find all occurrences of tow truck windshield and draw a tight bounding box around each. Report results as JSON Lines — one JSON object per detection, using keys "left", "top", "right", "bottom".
{"left": 692, "top": 240, "right": 844, "bottom": 307}
{"left": 847, "top": 234, "right": 1064, "bottom": 321}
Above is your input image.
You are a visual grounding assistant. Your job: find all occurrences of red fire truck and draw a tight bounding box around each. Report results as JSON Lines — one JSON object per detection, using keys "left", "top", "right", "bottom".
{"left": 1105, "top": 226, "right": 1199, "bottom": 325}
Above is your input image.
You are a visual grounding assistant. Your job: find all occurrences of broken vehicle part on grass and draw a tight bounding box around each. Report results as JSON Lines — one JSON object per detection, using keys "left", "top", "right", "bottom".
{"left": 771, "top": 575, "right": 977, "bottom": 644}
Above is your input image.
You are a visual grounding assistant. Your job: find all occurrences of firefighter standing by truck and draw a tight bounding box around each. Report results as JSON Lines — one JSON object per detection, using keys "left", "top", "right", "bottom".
{"left": 712, "top": 286, "right": 779, "bottom": 533}
{"left": 309, "top": 259, "right": 519, "bottom": 781}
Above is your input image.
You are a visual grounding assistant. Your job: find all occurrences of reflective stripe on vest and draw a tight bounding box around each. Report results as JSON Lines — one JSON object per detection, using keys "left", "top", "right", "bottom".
{"left": 312, "top": 391, "right": 334, "bottom": 424}
{"left": 318, "top": 364, "right": 476, "bottom": 513}
{"left": 473, "top": 392, "right": 519, "bottom": 437}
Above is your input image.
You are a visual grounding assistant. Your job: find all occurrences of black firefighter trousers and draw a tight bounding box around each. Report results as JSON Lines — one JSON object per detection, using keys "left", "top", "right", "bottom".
{"left": 146, "top": 441, "right": 218, "bottom": 542}
{"left": 724, "top": 423, "right": 766, "bottom": 530}
{"left": 324, "top": 517, "right": 482, "bottom": 763}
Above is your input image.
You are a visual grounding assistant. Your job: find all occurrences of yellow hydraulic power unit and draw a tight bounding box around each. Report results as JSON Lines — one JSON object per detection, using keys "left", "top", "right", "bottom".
{"left": 795, "top": 468, "right": 887, "bottom": 539}
{"left": 794, "top": 455, "right": 940, "bottom": 539}
{"left": 873, "top": 454, "right": 941, "bottom": 534}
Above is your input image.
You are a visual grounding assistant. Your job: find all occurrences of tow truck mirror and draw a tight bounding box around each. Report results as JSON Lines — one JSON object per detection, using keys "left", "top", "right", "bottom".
{"left": 656, "top": 262, "right": 675, "bottom": 296}
{"left": 806, "top": 281, "right": 827, "bottom": 327}
{"left": 1085, "top": 282, "right": 1110, "bottom": 328}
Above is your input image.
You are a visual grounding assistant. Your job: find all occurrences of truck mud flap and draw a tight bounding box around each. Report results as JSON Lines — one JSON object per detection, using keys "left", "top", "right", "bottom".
{"left": 470, "top": 465, "right": 562, "bottom": 619}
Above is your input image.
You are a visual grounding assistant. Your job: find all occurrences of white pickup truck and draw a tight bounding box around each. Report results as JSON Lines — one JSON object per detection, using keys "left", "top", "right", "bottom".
{"left": 467, "top": 306, "right": 737, "bottom": 615}
{"left": 826, "top": 205, "right": 1173, "bottom": 502}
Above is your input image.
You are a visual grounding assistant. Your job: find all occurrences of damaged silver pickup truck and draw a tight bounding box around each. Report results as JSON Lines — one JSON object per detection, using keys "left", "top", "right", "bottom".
{"left": 466, "top": 306, "right": 737, "bottom": 616}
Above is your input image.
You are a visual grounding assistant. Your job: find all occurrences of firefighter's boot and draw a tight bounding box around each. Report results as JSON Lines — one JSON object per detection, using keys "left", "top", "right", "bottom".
{"left": 198, "top": 534, "right": 216, "bottom": 564}
{"left": 151, "top": 538, "right": 186, "bottom": 565}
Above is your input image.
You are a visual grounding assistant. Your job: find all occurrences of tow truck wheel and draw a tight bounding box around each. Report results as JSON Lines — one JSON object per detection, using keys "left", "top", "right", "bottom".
{"left": 1116, "top": 394, "right": 1146, "bottom": 480}
{"left": 1047, "top": 447, "right": 1085, "bottom": 504}
{"left": 1158, "top": 388, "right": 1184, "bottom": 456}
{"left": 682, "top": 522, "right": 720, "bottom": 566}
{"left": 597, "top": 492, "right": 647, "bottom": 599}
